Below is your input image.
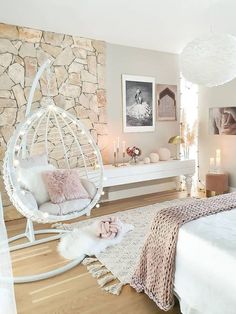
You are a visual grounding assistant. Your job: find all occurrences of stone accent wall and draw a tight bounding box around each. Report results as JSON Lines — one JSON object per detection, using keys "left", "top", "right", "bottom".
{"left": 0, "top": 23, "right": 108, "bottom": 220}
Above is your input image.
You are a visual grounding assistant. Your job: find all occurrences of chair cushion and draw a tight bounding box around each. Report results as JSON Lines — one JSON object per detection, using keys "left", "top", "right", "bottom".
{"left": 39, "top": 198, "right": 91, "bottom": 216}
{"left": 13, "top": 189, "right": 39, "bottom": 211}
{"left": 42, "top": 169, "right": 90, "bottom": 204}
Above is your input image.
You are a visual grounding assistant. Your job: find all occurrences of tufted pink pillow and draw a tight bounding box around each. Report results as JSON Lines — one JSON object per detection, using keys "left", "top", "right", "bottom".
{"left": 42, "top": 169, "right": 90, "bottom": 204}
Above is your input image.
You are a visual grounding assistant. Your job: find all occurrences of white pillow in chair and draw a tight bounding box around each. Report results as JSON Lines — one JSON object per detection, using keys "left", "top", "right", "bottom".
{"left": 18, "top": 164, "right": 55, "bottom": 205}
{"left": 19, "top": 153, "right": 48, "bottom": 168}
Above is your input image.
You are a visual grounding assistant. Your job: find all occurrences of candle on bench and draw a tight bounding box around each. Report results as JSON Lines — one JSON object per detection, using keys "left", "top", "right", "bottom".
{"left": 215, "top": 149, "right": 221, "bottom": 173}
{"left": 122, "top": 141, "right": 126, "bottom": 154}
{"left": 209, "top": 157, "right": 215, "bottom": 173}
{"left": 117, "top": 137, "right": 120, "bottom": 151}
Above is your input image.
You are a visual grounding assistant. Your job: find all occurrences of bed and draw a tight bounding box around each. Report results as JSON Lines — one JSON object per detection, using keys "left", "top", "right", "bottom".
{"left": 174, "top": 208, "right": 236, "bottom": 314}
{"left": 131, "top": 193, "right": 236, "bottom": 314}
{"left": 58, "top": 194, "right": 236, "bottom": 314}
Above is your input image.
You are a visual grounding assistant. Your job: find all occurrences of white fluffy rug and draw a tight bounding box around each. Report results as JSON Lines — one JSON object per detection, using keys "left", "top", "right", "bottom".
{"left": 56, "top": 198, "right": 193, "bottom": 294}
{"left": 58, "top": 220, "right": 134, "bottom": 260}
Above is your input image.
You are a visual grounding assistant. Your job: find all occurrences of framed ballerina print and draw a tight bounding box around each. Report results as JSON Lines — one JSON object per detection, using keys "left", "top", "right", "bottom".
{"left": 122, "top": 75, "right": 155, "bottom": 132}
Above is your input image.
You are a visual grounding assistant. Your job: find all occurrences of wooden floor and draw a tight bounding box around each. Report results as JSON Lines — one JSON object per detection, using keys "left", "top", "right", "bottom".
{"left": 7, "top": 190, "right": 187, "bottom": 314}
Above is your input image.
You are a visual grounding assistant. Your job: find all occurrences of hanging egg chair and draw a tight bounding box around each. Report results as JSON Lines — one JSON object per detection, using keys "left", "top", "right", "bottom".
{"left": 3, "top": 59, "right": 104, "bottom": 283}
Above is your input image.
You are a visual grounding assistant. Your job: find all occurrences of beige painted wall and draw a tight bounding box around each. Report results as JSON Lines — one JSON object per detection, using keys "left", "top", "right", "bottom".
{"left": 103, "top": 43, "right": 180, "bottom": 199}
{"left": 106, "top": 43, "right": 180, "bottom": 164}
{"left": 198, "top": 80, "right": 236, "bottom": 188}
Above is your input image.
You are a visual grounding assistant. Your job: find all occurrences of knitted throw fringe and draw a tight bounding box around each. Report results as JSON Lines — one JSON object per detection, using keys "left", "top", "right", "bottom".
{"left": 54, "top": 223, "right": 126, "bottom": 296}
{"left": 82, "top": 257, "right": 125, "bottom": 295}
{"left": 131, "top": 192, "right": 236, "bottom": 311}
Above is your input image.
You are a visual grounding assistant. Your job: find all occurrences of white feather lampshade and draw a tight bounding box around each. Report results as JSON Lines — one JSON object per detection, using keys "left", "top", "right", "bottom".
{"left": 180, "top": 33, "right": 236, "bottom": 87}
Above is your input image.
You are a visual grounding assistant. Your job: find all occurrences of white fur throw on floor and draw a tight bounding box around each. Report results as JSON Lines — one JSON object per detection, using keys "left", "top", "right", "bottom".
{"left": 58, "top": 218, "right": 134, "bottom": 260}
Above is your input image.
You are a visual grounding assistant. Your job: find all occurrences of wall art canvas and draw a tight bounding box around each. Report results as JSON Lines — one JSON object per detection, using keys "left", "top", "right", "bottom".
{"left": 156, "top": 84, "right": 177, "bottom": 121}
{"left": 122, "top": 75, "right": 155, "bottom": 132}
{"left": 209, "top": 107, "right": 236, "bottom": 135}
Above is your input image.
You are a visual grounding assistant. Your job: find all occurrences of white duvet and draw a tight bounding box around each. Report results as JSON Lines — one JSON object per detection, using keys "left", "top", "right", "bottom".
{"left": 174, "top": 208, "right": 236, "bottom": 314}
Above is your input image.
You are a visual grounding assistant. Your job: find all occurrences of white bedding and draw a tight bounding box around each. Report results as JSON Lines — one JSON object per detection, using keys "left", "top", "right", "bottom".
{"left": 174, "top": 208, "right": 236, "bottom": 314}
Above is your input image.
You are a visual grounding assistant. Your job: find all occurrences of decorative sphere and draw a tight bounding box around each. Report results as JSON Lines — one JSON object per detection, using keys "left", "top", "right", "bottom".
{"left": 158, "top": 147, "right": 171, "bottom": 161}
{"left": 144, "top": 157, "right": 151, "bottom": 164}
{"left": 149, "top": 153, "right": 159, "bottom": 163}
{"left": 180, "top": 34, "right": 236, "bottom": 87}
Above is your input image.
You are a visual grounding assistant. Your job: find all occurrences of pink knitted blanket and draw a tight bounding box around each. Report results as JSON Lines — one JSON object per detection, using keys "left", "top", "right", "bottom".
{"left": 131, "top": 193, "right": 236, "bottom": 311}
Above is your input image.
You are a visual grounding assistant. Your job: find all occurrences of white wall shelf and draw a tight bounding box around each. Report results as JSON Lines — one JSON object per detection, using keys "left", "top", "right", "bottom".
{"left": 103, "top": 159, "right": 195, "bottom": 196}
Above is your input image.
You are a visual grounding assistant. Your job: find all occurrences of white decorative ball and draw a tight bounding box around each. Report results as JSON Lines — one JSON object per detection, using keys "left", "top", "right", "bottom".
{"left": 158, "top": 148, "right": 171, "bottom": 161}
{"left": 180, "top": 34, "right": 236, "bottom": 87}
{"left": 149, "top": 153, "right": 159, "bottom": 163}
{"left": 144, "top": 157, "right": 151, "bottom": 164}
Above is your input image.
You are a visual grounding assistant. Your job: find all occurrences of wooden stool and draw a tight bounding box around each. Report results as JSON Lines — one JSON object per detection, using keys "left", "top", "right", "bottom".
{"left": 205, "top": 173, "right": 229, "bottom": 197}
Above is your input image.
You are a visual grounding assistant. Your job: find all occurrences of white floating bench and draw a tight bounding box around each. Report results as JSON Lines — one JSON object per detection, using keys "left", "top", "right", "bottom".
{"left": 102, "top": 159, "right": 195, "bottom": 200}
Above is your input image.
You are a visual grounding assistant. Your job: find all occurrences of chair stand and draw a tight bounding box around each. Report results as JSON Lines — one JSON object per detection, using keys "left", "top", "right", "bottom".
{"left": 8, "top": 219, "right": 84, "bottom": 283}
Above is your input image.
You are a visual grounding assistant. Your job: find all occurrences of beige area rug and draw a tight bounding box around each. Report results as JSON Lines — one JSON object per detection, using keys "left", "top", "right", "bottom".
{"left": 56, "top": 197, "right": 195, "bottom": 295}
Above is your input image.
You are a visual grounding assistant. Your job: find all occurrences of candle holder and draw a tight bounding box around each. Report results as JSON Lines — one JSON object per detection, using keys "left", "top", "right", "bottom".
{"left": 112, "top": 138, "right": 127, "bottom": 167}
{"left": 113, "top": 148, "right": 128, "bottom": 167}
{"left": 113, "top": 147, "right": 120, "bottom": 167}
{"left": 115, "top": 147, "right": 119, "bottom": 167}
{"left": 121, "top": 152, "right": 127, "bottom": 166}
{"left": 113, "top": 151, "right": 118, "bottom": 167}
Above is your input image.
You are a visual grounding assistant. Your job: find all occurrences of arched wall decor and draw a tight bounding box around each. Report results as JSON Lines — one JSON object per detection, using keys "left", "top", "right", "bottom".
{"left": 157, "top": 84, "right": 177, "bottom": 121}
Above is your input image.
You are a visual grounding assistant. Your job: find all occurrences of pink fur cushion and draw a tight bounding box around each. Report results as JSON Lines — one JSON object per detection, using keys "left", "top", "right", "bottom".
{"left": 42, "top": 169, "right": 90, "bottom": 204}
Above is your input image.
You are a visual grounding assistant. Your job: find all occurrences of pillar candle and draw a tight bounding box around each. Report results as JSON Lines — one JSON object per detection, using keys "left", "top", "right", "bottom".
{"left": 215, "top": 149, "right": 221, "bottom": 172}
{"left": 216, "top": 149, "right": 221, "bottom": 159}
{"left": 117, "top": 137, "right": 120, "bottom": 150}
{"left": 209, "top": 157, "right": 215, "bottom": 172}
{"left": 122, "top": 141, "right": 126, "bottom": 154}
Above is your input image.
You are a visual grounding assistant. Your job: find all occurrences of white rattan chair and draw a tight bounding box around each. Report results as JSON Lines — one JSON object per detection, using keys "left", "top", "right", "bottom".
{"left": 3, "top": 60, "right": 104, "bottom": 283}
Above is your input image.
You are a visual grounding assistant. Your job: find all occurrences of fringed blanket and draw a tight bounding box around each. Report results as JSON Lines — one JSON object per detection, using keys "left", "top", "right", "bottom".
{"left": 131, "top": 192, "right": 236, "bottom": 311}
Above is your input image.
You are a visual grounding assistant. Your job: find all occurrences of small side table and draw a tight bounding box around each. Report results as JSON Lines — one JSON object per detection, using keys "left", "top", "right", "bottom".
{"left": 205, "top": 173, "right": 229, "bottom": 197}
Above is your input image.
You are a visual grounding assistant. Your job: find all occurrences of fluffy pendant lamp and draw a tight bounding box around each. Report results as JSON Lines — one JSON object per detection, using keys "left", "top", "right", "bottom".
{"left": 180, "top": 33, "right": 236, "bottom": 87}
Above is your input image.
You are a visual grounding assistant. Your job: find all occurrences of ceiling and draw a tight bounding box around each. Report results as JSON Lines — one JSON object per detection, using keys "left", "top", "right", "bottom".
{"left": 1, "top": 0, "right": 236, "bottom": 53}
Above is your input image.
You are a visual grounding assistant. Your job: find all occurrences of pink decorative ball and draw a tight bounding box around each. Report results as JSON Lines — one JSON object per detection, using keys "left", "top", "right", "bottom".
{"left": 149, "top": 153, "right": 159, "bottom": 163}
{"left": 158, "top": 147, "right": 171, "bottom": 161}
{"left": 144, "top": 157, "right": 151, "bottom": 164}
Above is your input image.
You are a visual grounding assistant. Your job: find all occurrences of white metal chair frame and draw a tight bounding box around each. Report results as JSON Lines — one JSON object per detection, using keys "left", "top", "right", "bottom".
{"left": 3, "top": 60, "right": 104, "bottom": 283}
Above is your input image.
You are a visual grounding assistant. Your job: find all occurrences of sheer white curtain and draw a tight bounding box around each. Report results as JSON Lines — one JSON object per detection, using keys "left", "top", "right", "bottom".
{"left": 180, "top": 77, "right": 199, "bottom": 192}
{"left": 0, "top": 194, "right": 17, "bottom": 314}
